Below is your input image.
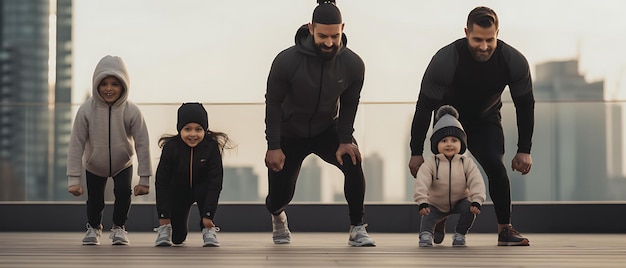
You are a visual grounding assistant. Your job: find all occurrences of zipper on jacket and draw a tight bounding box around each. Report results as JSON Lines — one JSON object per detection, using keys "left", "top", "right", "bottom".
{"left": 448, "top": 159, "right": 453, "bottom": 211}
{"left": 308, "top": 62, "right": 324, "bottom": 138}
{"left": 108, "top": 105, "right": 112, "bottom": 177}
{"left": 189, "top": 147, "right": 194, "bottom": 188}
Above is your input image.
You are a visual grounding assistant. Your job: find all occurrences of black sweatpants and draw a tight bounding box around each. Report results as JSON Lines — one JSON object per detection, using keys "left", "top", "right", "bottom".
{"left": 85, "top": 166, "right": 132, "bottom": 228}
{"left": 463, "top": 113, "right": 512, "bottom": 225}
{"left": 265, "top": 127, "right": 366, "bottom": 226}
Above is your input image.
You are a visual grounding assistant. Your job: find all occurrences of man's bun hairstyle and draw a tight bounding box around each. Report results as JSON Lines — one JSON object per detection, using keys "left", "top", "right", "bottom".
{"left": 313, "top": 0, "right": 342, "bottom": 24}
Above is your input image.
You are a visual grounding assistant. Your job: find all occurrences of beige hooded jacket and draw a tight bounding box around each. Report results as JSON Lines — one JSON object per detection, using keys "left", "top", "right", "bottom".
{"left": 413, "top": 154, "right": 486, "bottom": 213}
{"left": 67, "top": 55, "right": 151, "bottom": 187}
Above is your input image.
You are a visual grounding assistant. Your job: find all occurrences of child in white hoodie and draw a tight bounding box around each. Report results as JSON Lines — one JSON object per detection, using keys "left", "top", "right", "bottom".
{"left": 414, "top": 105, "right": 486, "bottom": 247}
{"left": 67, "top": 55, "right": 152, "bottom": 246}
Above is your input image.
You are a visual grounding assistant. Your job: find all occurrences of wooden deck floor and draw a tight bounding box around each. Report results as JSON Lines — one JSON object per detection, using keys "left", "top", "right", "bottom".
{"left": 1, "top": 232, "right": 625, "bottom": 267}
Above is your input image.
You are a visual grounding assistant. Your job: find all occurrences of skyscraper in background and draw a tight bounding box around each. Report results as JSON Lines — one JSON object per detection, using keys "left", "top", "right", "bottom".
{"left": 529, "top": 59, "right": 607, "bottom": 201}
{"left": 221, "top": 166, "right": 260, "bottom": 202}
{"left": 53, "top": 0, "right": 73, "bottom": 200}
{"left": 0, "top": 0, "right": 72, "bottom": 201}
{"left": 293, "top": 156, "right": 322, "bottom": 202}
{"left": 363, "top": 152, "right": 383, "bottom": 202}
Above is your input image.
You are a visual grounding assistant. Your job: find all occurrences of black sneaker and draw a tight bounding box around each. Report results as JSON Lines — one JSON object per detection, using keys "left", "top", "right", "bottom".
{"left": 497, "top": 226, "right": 530, "bottom": 246}
{"left": 433, "top": 218, "right": 446, "bottom": 244}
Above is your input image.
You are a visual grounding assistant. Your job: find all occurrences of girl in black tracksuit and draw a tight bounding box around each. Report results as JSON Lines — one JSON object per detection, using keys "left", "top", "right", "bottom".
{"left": 153, "top": 103, "right": 231, "bottom": 247}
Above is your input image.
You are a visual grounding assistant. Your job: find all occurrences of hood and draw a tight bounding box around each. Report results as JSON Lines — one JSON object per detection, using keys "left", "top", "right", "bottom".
{"left": 92, "top": 55, "right": 130, "bottom": 106}
{"left": 294, "top": 24, "right": 348, "bottom": 58}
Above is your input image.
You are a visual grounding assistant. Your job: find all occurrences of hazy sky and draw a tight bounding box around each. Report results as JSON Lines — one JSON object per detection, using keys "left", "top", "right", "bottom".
{"left": 71, "top": 0, "right": 626, "bottom": 201}
{"left": 73, "top": 0, "right": 626, "bottom": 104}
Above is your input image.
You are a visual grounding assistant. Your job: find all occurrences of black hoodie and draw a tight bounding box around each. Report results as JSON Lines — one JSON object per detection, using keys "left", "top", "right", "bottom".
{"left": 265, "top": 24, "right": 365, "bottom": 150}
{"left": 155, "top": 136, "right": 223, "bottom": 220}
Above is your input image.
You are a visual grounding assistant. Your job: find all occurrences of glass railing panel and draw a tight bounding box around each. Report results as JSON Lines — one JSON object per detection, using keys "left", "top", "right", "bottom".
{"left": 2, "top": 101, "right": 626, "bottom": 203}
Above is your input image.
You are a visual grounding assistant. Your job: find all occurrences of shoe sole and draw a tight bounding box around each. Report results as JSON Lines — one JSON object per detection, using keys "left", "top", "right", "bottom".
{"left": 433, "top": 231, "right": 444, "bottom": 244}
{"left": 112, "top": 241, "right": 129, "bottom": 245}
{"left": 155, "top": 241, "right": 172, "bottom": 247}
{"left": 203, "top": 243, "right": 220, "bottom": 247}
{"left": 273, "top": 239, "right": 290, "bottom": 244}
{"left": 434, "top": 219, "right": 446, "bottom": 244}
{"left": 418, "top": 243, "right": 433, "bottom": 247}
{"left": 348, "top": 241, "right": 376, "bottom": 247}
{"left": 82, "top": 242, "right": 99, "bottom": 245}
{"left": 497, "top": 239, "right": 530, "bottom": 246}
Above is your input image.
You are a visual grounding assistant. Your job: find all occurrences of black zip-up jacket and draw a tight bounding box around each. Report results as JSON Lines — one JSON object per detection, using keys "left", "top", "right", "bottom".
{"left": 265, "top": 24, "right": 365, "bottom": 150}
{"left": 155, "top": 136, "right": 223, "bottom": 220}
{"left": 410, "top": 38, "right": 535, "bottom": 156}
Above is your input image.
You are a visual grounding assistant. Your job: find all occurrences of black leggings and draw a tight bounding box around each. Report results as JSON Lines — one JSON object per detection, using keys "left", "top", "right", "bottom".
{"left": 265, "top": 127, "right": 366, "bottom": 225}
{"left": 85, "top": 166, "right": 132, "bottom": 228}
{"left": 463, "top": 114, "right": 511, "bottom": 224}
{"left": 166, "top": 191, "right": 208, "bottom": 245}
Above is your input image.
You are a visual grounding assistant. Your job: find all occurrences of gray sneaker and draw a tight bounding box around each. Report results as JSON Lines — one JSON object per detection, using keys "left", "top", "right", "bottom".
{"left": 272, "top": 211, "right": 291, "bottom": 244}
{"left": 154, "top": 224, "right": 173, "bottom": 247}
{"left": 109, "top": 225, "right": 129, "bottom": 245}
{"left": 419, "top": 231, "right": 433, "bottom": 247}
{"left": 202, "top": 227, "right": 220, "bottom": 247}
{"left": 452, "top": 232, "right": 467, "bottom": 247}
{"left": 348, "top": 224, "right": 376, "bottom": 247}
{"left": 82, "top": 223, "right": 102, "bottom": 245}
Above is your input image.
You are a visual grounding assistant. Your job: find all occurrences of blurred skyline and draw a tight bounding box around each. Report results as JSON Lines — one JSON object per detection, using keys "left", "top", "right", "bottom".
{"left": 73, "top": 0, "right": 626, "bottom": 104}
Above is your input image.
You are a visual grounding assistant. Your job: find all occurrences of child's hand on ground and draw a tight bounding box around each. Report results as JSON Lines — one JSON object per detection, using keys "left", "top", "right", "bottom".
{"left": 133, "top": 185, "right": 149, "bottom": 196}
{"left": 68, "top": 185, "right": 84, "bottom": 196}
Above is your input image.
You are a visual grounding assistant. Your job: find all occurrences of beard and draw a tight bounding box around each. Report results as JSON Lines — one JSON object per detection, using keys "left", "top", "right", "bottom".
{"left": 315, "top": 43, "right": 339, "bottom": 61}
{"left": 469, "top": 46, "right": 494, "bottom": 62}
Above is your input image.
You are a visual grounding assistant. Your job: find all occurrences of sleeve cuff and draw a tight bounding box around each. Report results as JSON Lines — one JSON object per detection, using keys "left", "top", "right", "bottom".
{"left": 68, "top": 176, "right": 81, "bottom": 187}
{"left": 139, "top": 176, "right": 150, "bottom": 186}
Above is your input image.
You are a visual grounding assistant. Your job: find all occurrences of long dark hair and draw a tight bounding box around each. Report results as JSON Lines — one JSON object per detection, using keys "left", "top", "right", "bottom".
{"left": 158, "top": 130, "right": 233, "bottom": 155}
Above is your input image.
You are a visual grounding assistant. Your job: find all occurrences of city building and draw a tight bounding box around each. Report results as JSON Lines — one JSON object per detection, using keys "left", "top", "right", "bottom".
{"left": 0, "top": 0, "right": 72, "bottom": 201}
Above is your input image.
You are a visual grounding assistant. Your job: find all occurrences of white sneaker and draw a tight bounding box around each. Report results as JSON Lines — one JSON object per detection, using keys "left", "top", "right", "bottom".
{"left": 109, "top": 225, "right": 129, "bottom": 245}
{"left": 82, "top": 223, "right": 101, "bottom": 245}
{"left": 272, "top": 211, "right": 291, "bottom": 244}
{"left": 452, "top": 232, "right": 467, "bottom": 247}
{"left": 154, "top": 224, "right": 172, "bottom": 247}
{"left": 202, "top": 227, "right": 220, "bottom": 247}
{"left": 419, "top": 231, "right": 433, "bottom": 247}
{"left": 348, "top": 224, "right": 376, "bottom": 247}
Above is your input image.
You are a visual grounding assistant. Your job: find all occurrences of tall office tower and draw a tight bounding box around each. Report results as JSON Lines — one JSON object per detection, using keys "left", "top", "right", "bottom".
{"left": 52, "top": 0, "right": 72, "bottom": 200}
{"left": 363, "top": 152, "right": 383, "bottom": 202}
{"left": 221, "top": 166, "right": 260, "bottom": 202}
{"left": 528, "top": 59, "right": 607, "bottom": 200}
{"left": 0, "top": 0, "right": 51, "bottom": 201}
{"left": 293, "top": 156, "right": 322, "bottom": 202}
{"left": 606, "top": 104, "right": 624, "bottom": 181}
{"left": 534, "top": 60, "right": 604, "bottom": 101}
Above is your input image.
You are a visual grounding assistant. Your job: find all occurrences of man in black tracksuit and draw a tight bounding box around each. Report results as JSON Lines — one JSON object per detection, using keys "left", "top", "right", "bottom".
{"left": 264, "top": 0, "right": 375, "bottom": 247}
{"left": 409, "top": 6, "right": 534, "bottom": 246}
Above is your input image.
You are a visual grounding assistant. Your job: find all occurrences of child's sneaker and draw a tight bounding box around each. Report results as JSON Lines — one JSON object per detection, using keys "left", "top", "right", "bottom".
{"left": 154, "top": 224, "right": 173, "bottom": 247}
{"left": 109, "top": 225, "right": 129, "bottom": 245}
{"left": 82, "top": 223, "right": 101, "bottom": 245}
{"left": 497, "top": 226, "right": 530, "bottom": 246}
{"left": 272, "top": 211, "right": 291, "bottom": 244}
{"left": 452, "top": 232, "right": 466, "bottom": 247}
{"left": 419, "top": 231, "right": 433, "bottom": 247}
{"left": 433, "top": 219, "right": 446, "bottom": 244}
{"left": 348, "top": 224, "right": 376, "bottom": 247}
{"left": 202, "top": 227, "right": 220, "bottom": 247}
